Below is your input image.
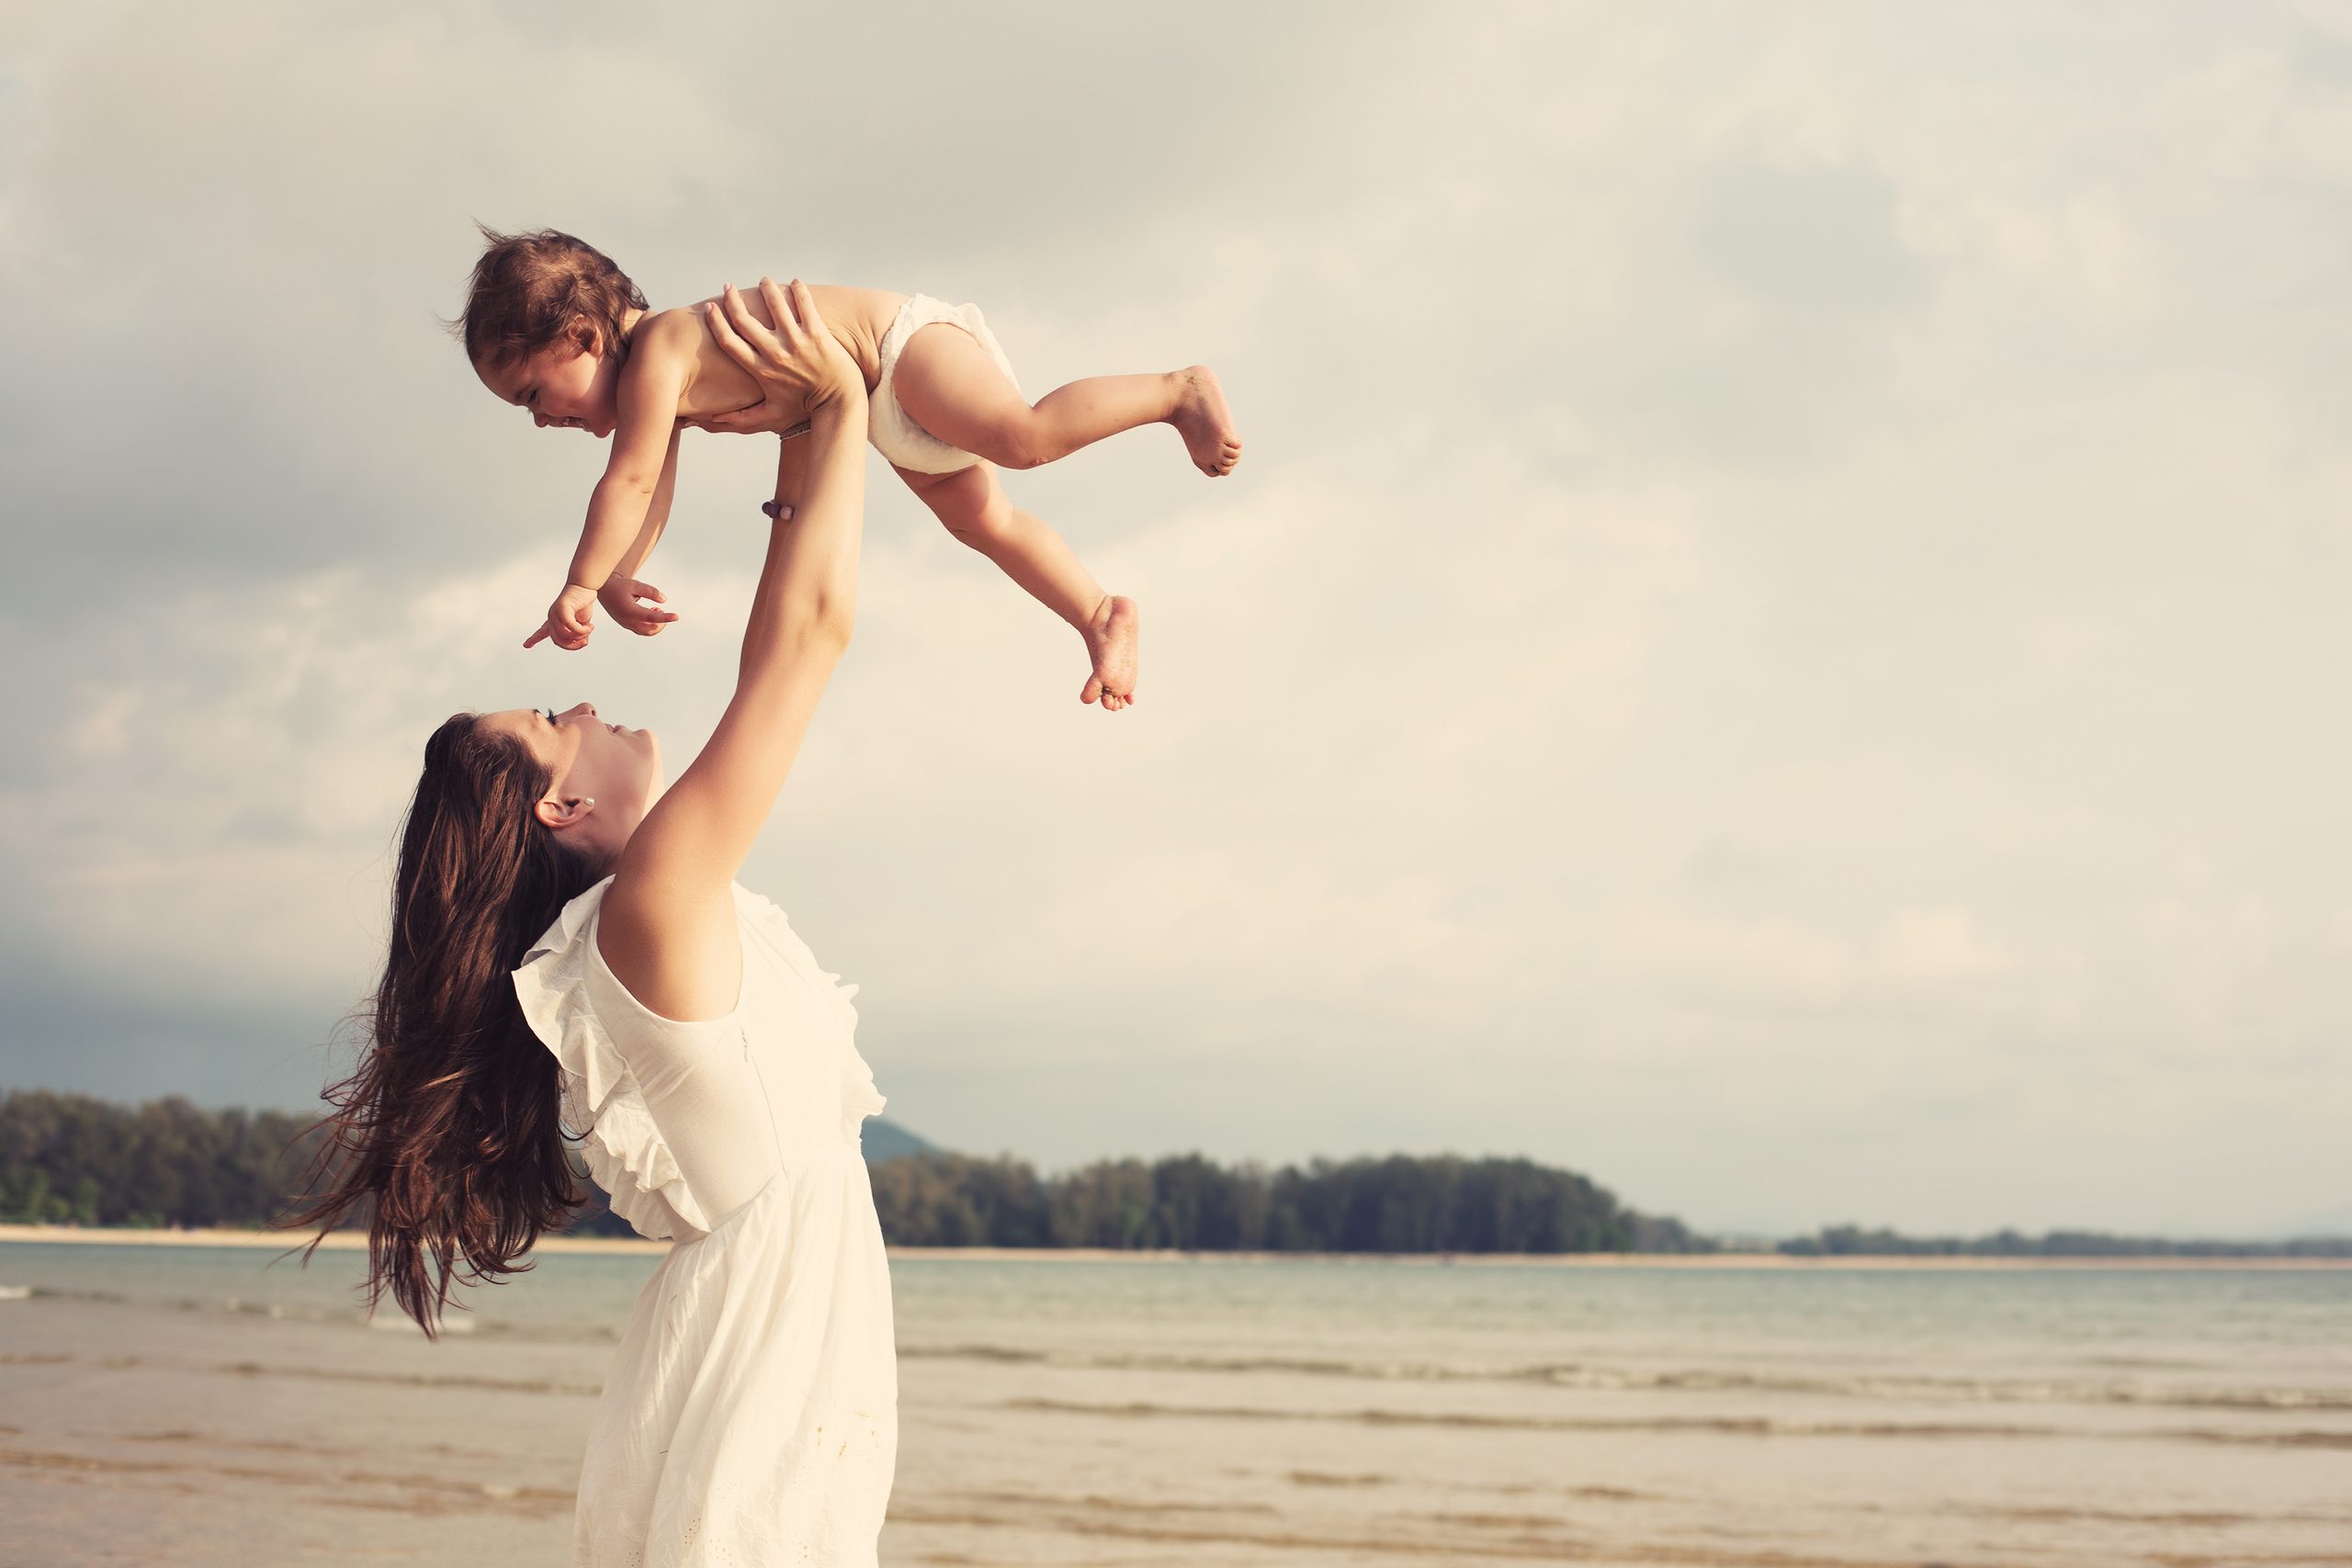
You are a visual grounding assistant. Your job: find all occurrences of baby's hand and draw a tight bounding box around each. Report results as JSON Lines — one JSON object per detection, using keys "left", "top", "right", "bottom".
{"left": 602, "top": 576, "right": 680, "bottom": 638}
{"left": 524, "top": 583, "right": 598, "bottom": 651}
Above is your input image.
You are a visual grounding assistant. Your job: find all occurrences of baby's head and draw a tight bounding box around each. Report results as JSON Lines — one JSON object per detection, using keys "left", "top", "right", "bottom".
{"left": 457, "top": 227, "right": 647, "bottom": 438}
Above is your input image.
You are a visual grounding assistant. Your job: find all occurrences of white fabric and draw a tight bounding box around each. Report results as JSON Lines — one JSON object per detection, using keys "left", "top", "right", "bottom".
{"left": 514, "top": 877, "right": 897, "bottom": 1567}
{"left": 867, "top": 293, "right": 1022, "bottom": 474}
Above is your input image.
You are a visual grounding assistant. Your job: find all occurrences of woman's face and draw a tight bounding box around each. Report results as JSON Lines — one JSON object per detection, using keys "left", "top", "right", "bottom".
{"left": 476, "top": 325, "right": 621, "bottom": 438}
{"left": 481, "top": 702, "right": 662, "bottom": 863}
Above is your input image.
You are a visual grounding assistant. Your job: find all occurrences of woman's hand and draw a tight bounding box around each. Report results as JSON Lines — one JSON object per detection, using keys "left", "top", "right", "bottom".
{"left": 689, "top": 278, "right": 862, "bottom": 436}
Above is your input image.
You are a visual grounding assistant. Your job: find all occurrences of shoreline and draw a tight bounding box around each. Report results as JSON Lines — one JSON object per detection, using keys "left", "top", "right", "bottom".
{"left": 2, "top": 1224, "right": 2346, "bottom": 1269}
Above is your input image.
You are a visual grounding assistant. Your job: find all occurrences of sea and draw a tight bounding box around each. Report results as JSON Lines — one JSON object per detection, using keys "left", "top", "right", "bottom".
{"left": 1, "top": 1240, "right": 2346, "bottom": 1566}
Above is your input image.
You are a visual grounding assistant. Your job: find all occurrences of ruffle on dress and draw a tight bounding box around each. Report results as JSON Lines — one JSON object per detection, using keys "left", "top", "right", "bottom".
{"left": 513, "top": 877, "right": 712, "bottom": 1243}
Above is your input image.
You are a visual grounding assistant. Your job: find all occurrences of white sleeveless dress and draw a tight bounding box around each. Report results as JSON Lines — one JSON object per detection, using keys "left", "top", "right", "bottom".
{"left": 513, "top": 876, "right": 897, "bottom": 1567}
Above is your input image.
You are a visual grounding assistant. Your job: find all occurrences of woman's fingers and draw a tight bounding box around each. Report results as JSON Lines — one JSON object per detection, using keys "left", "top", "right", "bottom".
{"left": 722, "top": 279, "right": 786, "bottom": 357}
{"left": 706, "top": 280, "right": 786, "bottom": 378}
{"left": 760, "top": 276, "right": 801, "bottom": 338}
{"left": 759, "top": 276, "right": 811, "bottom": 369}
{"left": 698, "top": 276, "right": 856, "bottom": 425}
{"left": 704, "top": 288, "right": 756, "bottom": 373}
{"left": 783, "top": 278, "right": 824, "bottom": 356}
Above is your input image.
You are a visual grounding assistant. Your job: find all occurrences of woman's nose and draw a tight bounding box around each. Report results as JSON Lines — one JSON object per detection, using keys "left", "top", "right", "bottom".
{"left": 534, "top": 412, "right": 551, "bottom": 429}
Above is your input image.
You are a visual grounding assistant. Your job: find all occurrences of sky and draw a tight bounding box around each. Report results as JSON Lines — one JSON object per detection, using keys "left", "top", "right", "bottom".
{"left": 3, "top": 2, "right": 2349, "bottom": 1238}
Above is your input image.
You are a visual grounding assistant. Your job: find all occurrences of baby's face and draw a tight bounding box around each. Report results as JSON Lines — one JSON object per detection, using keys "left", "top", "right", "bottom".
{"left": 479, "top": 331, "right": 621, "bottom": 439}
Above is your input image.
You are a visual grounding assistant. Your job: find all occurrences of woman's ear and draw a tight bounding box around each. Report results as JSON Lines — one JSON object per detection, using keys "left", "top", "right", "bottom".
{"left": 571, "top": 319, "right": 601, "bottom": 357}
{"left": 536, "top": 795, "right": 595, "bottom": 830}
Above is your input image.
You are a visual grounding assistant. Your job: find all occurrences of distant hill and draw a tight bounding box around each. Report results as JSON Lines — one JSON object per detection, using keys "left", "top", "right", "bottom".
{"left": 862, "top": 1118, "right": 938, "bottom": 1165}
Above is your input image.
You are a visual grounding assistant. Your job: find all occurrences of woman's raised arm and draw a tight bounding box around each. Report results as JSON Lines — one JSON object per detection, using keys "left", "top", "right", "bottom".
{"left": 597, "top": 279, "right": 869, "bottom": 1020}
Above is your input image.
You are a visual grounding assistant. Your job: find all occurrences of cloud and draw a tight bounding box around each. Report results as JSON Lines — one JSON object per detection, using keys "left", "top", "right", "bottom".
{"left": 4, "top": 4, "right": 2349, "bottom": 1236}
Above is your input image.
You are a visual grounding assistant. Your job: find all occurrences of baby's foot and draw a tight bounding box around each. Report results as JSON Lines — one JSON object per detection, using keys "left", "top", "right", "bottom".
{"left": 1170, "top": 367, "right": 1242, "bottom": 477}
{"left": 1080, "top": 596, "right": 1141, "bottom": 712}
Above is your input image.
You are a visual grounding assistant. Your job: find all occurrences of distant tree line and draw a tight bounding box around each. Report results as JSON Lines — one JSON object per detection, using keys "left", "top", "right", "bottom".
{"left": 1780, "top": 1224, "right": 2352, "bottom": 1259}
{"left": 0, "top": 1090, "right": 327, "bottom": 1228}
{"left": 865, "top": 1150, "right": 1712, "bottom": 1254}
{"left": 2, "top": 1089, "right": 1708, "bottom": 1253}
{"left": 0, "top": 1089, "right": 642, "bottom": 1235}
{"left": 14, "top": 1090, "right": 2341, "bottom": 1258}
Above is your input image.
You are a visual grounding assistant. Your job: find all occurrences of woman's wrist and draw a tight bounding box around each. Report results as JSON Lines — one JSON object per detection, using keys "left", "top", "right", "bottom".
{"left": 803, "top": 393, "right": 865, "bottom": 442}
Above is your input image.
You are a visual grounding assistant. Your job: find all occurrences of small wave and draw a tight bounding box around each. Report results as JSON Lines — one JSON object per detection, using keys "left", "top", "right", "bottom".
{"left": 39, "top": 1282, "right": 616, "bottom": 1344}
{"left": 900, "top": 1339, "right": 2351, "bottom": 1413}
{"left": 1001, "top": 1394, "right": 2050, "bottom": 1441}
{"left": 998, "top": 1395, "right": 2352, "bottom": 1452}
{"left": 0, "top": 1285, "right": 28, "bottom": 1302}
{"left": 211, "top": 1359, "right": 598, "bottom": 1397}
{"left": 0, "top": 1438, "right": 573, "bottom": 1516}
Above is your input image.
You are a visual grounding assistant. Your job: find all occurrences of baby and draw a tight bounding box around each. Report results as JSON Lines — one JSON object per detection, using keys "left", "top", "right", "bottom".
{"left": 458, "top": 229, "right": 1242, "bottom": 711}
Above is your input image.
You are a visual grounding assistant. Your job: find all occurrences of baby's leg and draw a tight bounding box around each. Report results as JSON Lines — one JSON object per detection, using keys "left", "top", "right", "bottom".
{"left": 899, "top": 462, "right": 1140, "bottom": 711}
{"left": 892, "top": 324, "right": 1242, "bottom": 478}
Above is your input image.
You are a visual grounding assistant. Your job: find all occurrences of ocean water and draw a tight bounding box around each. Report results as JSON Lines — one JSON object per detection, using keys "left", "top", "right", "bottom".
{"left": 1, "top": 1240, "right": 2346, "bottom": 1566}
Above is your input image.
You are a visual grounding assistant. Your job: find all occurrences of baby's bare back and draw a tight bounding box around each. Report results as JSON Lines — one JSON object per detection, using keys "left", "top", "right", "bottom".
{"left": 667, "top": 285, "right": 907, "bottom": 423}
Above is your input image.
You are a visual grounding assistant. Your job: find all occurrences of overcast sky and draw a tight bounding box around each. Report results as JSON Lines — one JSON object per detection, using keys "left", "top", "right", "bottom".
{"left": 4, "top": 2, "right": 2348, "bottom": 1236}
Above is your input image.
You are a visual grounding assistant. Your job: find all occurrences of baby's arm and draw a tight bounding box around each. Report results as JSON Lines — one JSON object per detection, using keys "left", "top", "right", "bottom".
{"left": 598, "top": 430, "right": 684, "bottom": 637}
{"left": 612, "top": 430, "right": 681, "bottom": 581}
{"left": 538, "top": 331, "right": 692, "bottom": 647}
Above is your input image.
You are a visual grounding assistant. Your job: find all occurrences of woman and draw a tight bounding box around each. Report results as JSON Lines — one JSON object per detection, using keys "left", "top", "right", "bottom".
{"left": 299, "top": 279, "right": 893, "bottom": 1564}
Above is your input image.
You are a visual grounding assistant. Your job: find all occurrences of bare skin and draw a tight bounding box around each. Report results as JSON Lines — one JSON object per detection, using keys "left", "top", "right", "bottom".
{"left": 481, "top": 274, "right": 1243, "bottom": 711}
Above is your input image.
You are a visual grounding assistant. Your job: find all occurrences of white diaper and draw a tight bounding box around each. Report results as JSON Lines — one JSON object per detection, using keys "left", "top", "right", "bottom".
{"left": 869, "top": 294, "right": 1023, "bottom": 475}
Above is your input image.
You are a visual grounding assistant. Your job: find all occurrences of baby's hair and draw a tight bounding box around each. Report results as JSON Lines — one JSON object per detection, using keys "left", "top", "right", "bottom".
{"left": 455, "top": 225, "right": 648, "bottom": 371}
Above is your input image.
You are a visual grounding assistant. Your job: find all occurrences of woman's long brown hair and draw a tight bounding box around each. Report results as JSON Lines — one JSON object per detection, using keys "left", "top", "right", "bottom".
{"left": 289, "top": 714, "right": 604, "bottom": 1335}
